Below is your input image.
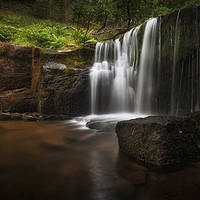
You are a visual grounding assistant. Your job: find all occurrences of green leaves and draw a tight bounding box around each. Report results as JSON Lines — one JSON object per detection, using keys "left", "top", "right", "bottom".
{"left": 0, "top": 12, "right": 96, "bottom": 49}
{"left": 0, "top": 26, "right": 17, "bottom": 41}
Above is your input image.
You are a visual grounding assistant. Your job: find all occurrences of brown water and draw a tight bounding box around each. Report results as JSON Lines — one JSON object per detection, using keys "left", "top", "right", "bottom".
{"left": 0, "top": 121, "right": 200, "bottom": 200}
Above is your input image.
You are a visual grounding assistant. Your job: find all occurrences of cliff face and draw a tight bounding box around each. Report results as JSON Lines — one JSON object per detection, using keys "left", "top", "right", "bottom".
{"left": 0, "top": 43, "right": 40, "bottom": 113}
{"left": 157, "top": 5, "right": 200, "bottom": 115}
{"left": 37, "top": 48, "right": 94, "bottom": 117}
{"left": 0, "top": 42, "right": 94, "bottom": 117}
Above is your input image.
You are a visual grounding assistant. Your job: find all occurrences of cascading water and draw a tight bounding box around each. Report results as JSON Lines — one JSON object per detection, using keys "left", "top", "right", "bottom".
{"left": 136, "top": 18, "right": 158, "bottom": 113}
{"left": 90, "top": 18, "right": 158, "bottom": 115}
{"left": 90, "top": 27, "right": 140, "bottom": 114}
{"left": 90, "top": 7, "right": 200, "bottom": 116}
{"left": 170, "top": 10, "right": 181, "bottom": 115}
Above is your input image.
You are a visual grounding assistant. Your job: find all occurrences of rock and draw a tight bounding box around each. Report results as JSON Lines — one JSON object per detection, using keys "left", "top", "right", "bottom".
{"left": 0, "top": 42, "right": 94, "bottom": 117}
{"left": 190, "top": 111, "right": 200, "bottom": 140}
{"left": 0, "top": 113, "right": 11, "bottom": 120}
{"left": 22, "top": 115, "right": 38, "bottom": 122}
{"left": 116, "top": 116, "right": 200, "bottom": 168}
{"left": 36, "top": 46, "right": 94, "bottom": 117}
{"left": 0, "top": 88, "right": 37, "bottom": 113}
{"left": 0, "top": 42, "right": 40, "bottom": 92}
{"left": 86, "top": 121, "right": 105, "bottom": 130}
{"left": 42, "top": 114, "right": 63, "bottom": 120}
{"left": 11, "top": 113, "right": 23, "bottom": 120}
{"left": 86, "top": 120, "right": 116, "bottom": 132}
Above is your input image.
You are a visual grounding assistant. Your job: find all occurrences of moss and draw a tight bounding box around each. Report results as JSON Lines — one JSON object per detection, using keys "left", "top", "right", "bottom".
{"left": 38, "top": 99, "right": 43, "bottom": 112}
{"left": 64, "top": 68, "right": 77, "bottom": 76}
{"left": 73, "top": 60, "right": 86, "bottom": 68}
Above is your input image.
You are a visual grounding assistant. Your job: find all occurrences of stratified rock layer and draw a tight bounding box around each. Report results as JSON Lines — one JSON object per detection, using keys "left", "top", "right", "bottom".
{"left": 116, "top": 116, "right": 200, "bottom": 168}
{"left": 0, "top": 42, "right": 94, "bottom": 116}
{"left": 37, "top": 48, "right": 94, "bottom": 116}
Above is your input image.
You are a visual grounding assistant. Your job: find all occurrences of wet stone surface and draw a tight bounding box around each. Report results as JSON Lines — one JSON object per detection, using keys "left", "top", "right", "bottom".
{"left": 116, "top": 116, "right": 200, "bottom": 168}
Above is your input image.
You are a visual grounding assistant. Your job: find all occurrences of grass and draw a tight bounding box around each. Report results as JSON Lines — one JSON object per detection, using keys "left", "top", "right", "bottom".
{"left": 0, "top": 11, "right": 96, "bottom": 50}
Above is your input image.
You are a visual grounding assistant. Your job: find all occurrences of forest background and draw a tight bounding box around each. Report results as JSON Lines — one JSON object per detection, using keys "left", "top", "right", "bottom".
{"left": 0, "top": 0, "right": 199, "bottom": 49}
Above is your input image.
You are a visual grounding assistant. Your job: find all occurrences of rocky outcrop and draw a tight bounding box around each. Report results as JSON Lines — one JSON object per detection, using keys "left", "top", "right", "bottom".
{"left": 37, "top": 48, "right": 94, "bottom": 117}
{"left": 37, "top": 63, "right": 91, "bottom": 116}
{"left": 133, "top": 4, "right": 200, "bottom": 115}
{"left": 0, "top": 42, "right": 40, "bottom": 114}
{"left": 0, "top": 42, "right": 94, "bottom": 117}
{"left": 0, "top": 42, "right": 40, "bottom": 92}
{"left": 116, "top": 116, "right": 200, "bottom": 168}
{"left": 0, "top": 88, "right": 36, "bottom": 113}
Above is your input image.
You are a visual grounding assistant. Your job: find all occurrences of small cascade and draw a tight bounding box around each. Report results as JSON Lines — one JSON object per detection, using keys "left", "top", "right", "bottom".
{"left": 170, "top": 10, "right": 181, "bottom": 115}
{"left": 90, "top": 28, "right": 139, "bottom": 114}
{"left": 136, "top": 18, "right": 158, "bottom": 113}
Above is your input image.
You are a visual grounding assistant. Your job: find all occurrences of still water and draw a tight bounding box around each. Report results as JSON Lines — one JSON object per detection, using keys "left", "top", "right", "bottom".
{"left": 0, "top": 119, "right": 200, "bottom": 200}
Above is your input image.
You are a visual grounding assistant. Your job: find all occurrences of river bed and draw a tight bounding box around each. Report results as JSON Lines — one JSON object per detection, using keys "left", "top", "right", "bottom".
{"left": 0, "top": 120, "right": 200, "bottom": 200}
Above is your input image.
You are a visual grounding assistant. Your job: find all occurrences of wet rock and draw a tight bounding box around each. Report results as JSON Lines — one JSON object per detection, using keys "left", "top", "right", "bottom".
{"left": 37, "top": 64, "right": 91, "bottom": 117}
{"left": 42, "top": 114, "right": 64, "bottom": 120}
{"left": 116, "top": 116, "right": 200, "bottom": 168}
{"left": 190, "top": 111, "right": 200, "bottom": 140}
{"left": 0, "top": 88, "right": 37, "bottom": 113}
{"left": 86, "top": 120, "right": 116, "bottom": 132}
{"left": 0, "top": 113, "right": 11, "bottom": 120}
{"left": 86, "top": 121, "right": 105, "bottom": 130}
{"left": 0, "top": 42, "right": 40, "bottom": 92}
{"left": 11, "top": 113, "right": 23, "bottom": 120}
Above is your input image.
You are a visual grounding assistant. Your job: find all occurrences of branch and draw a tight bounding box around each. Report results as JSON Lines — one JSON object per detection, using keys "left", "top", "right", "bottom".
{"left": 3, "top": 26, "right": 21, "bottom": 31}
{"left": 104, "top": 30, "right": 128, "bottom": 41}
{"left": 60, "top": 26, "right": 77, "bottom": 31}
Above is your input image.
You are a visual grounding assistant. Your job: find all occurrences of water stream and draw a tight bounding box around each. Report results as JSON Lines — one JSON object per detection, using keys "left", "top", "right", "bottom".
{"left": 90, "top": 18, "right": 159, "bottom": 116}
{"left": 90, "top": 10, "right": 200, "bottom": 117}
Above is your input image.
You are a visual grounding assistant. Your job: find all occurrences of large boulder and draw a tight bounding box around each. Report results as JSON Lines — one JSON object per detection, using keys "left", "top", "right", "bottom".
{"left": 116, "top": 116, "right": 200, "bottom": 168}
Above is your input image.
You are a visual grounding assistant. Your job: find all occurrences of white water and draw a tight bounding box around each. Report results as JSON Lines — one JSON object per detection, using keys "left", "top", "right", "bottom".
{"left": 170, "top": 10, "right": 181, "bottom": 115}
{"left": 90, "top": 18, "right": 158, "bottom": 115}
{"left": 90, "top": 27, "right": 140, "bottom": 114}
{"left": 89, "top": 11, "right": 200, "bottom": 119}
{"left": 67, "top": 113, "right": 147, "bottom": 130}
{"left": 136, "top": 18, "right": 158, "bottom": 113}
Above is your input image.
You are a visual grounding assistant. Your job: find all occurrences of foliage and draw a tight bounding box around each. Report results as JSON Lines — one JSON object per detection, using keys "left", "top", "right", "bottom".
{"left": 1, "top": 0, "right": 200, "bottom": 47}
{"left": 0, "top": 12, "right": 96, "bottom": 49}
{"left": 0, "top": 26, "right": 17, "bottom": 41}
{"left": 72, "top": 29, "right": 96, "bottom": 44}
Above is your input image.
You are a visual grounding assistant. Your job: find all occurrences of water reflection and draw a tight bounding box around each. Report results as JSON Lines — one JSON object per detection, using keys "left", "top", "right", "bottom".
{"left": 0, "top": 120, "right": 200, "bottom": 200}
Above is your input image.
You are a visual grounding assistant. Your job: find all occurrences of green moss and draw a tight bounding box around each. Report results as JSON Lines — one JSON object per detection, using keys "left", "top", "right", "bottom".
{"left": 64, "top": 68, "right": 77, "bottom": 76}
{"left": 73, "top": 60, "right": 86, "bottom": 68}
{"left": 38, "top": 99, "right": 43, "bottom": 112}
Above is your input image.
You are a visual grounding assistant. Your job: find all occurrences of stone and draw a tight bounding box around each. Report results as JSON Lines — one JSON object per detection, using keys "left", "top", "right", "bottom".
{"left": 0, "top": 113, "right": 11, "bottom": 120}
{"left": 116, "top": 116, "right": 200, "bottom": 168}
{"left": 86, "top": 120, "right": 116, "bottom": 132}
{"left": 0, "top": 42, "right": 41, "bottom": 92}
{"left": 190, "top": 111, "right": 200, "bottom": 140}
{"left": 0, "top": 42, "right": 94, "bottom": 117}
{"left": 0, "top": 88, "right": 37, "bottom": 113}
{"left": 37, "top": 47, "right": 94, "bottom": 117}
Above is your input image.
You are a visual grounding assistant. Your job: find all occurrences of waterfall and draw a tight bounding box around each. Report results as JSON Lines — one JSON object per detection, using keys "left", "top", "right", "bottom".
{"left": 90, "top": 7, "right": 200, "bottom": 116}
{"left": 90, "top": 28, "right": 139, "bottom": 114}
{"left": 136, "top": 18, "right": 158, "bottom": 113}
{"left": 170, "top": 10, "right": 181, "bottom": 115}
{"left": 90, "top": 19, "right": 158, "bottom": 115}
